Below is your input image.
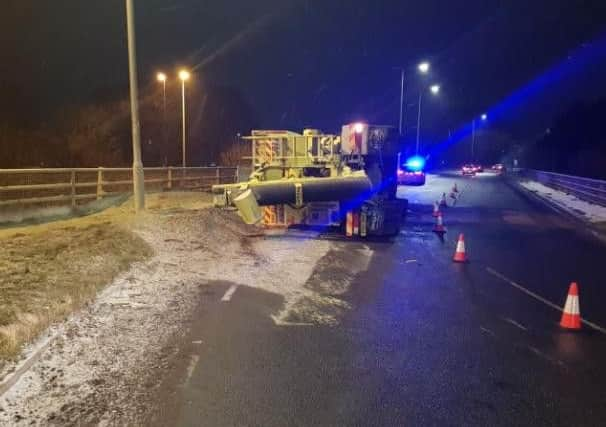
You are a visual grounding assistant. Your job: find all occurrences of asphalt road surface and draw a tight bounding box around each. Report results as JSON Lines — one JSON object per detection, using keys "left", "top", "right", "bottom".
{"left": 149, "top": 171, "right": 606, "bottom": 426}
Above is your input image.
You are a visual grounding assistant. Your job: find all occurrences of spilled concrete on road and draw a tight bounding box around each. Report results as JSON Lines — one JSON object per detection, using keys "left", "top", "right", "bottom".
{"left": 0, "top": 197, "right": 370, "bottom": 425}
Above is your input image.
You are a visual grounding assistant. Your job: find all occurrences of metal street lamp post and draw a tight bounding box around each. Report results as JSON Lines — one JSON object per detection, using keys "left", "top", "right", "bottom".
{"left": 125, "top": 0, "right": 145, "bottom": 211}
{"left": 471, "top": 113, "right": 487, "bottom": 160}
{"left": 415, "top": 84, "right": 440, "bottom": 154}
{"left": 178, "top": 70, "right": 190, "bottom": 168}
{"left": 156, "top": 72, "right": 167, "bottom": 165}
{"left": 396, "top": 61, "right": 430, "bottom": 136}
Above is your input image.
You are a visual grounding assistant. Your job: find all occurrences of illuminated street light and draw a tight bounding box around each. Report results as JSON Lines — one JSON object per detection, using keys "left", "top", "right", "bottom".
{"left": 416, "top": 84, "right": 441, "bottom": 153}
{"left": 395, "top": 60, "right": 431, "bottom": 136}
{"left": 418, "top": 62, "right": 430, "bottom": 74}
{"left": 179, "top": 70, "right": 191, "bottom": 82}
{"left": 156, "top": 72, "right": 167, "bottom": 83}
{"left": 472, "top": 113, "right": 488, "bottom": 160}
{"left": 178, "top": 69, "right": 190, "bottom": 168}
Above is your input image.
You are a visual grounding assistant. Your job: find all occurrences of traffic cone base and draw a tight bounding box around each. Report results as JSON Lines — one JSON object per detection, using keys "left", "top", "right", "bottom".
{"left": 560, "top": 282, "right": 581, "bottom": 330}
{"left": 453, "top": 233, "right": 467, "bottom": 263}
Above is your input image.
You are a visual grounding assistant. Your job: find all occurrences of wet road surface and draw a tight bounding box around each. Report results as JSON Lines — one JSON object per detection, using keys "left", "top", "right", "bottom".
{"left": 149, "top": 171, "right": 606, "bottom": 426}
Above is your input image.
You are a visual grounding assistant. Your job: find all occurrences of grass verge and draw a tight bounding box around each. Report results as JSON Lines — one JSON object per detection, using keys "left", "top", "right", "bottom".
{"left": 0, "top": 221, "right": 153, "bottom": 363}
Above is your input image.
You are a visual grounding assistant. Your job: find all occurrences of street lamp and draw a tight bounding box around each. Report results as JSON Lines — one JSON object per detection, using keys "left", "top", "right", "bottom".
{"left": 416, "top": 84, "right": 440, "bottom": 153}
{"left": 396, "top": 61, "right": 431, "bottom": 136}
{"left": 157, "top": 72, "right": 167, "bottom": 164}
{"left": 472, "top": 113, "right": 488, "bottom": 160}
{"left": 178, "top": 69, "right": 190, "bottom": 168}
{"left": 125, "top": 0, "right": 145, "bottom": 211}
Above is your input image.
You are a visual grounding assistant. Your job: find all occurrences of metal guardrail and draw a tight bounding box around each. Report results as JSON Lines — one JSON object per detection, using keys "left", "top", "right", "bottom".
{"left": 521, "top": 169, "right": 606, "bottom": 207}
{"left": 0, "top": 166, "right": 238, "bottom": 209}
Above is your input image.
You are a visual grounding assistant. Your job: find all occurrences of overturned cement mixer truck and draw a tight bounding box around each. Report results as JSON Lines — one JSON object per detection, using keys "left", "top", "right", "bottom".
{"left": 211, "top": 122, "right": 407, "bottom": 238}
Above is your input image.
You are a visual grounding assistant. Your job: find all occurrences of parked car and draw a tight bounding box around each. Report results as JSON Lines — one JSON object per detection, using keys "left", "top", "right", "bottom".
{"left": 397, "top": 169, "right": 426, "bottom": 185}
{"left": 461, "top": 164, "right": 476, "bottom": 176}
{"left": 397, "top": 155, "right": 427, "bottom": 186}
{"left": 492, "top": 164, "right": 506, "bottom": 174}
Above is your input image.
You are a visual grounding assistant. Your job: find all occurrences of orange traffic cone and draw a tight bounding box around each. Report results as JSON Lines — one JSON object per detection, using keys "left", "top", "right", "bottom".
{"left": 432, "top": 201, "right": 441, "bottom": 217}
{"left": 440, "top": 193, "right": 448, "bottom": 207}
{"left": 453, "top": 183, "right": 459, "bottom": 193}
{"left": 560, "top": 282, "right": 581, "bottom": 330}
{"left": 433, "top": 212, "right": 446, "bottom": 233}
{"left": 453, "top": 234, "right": 467, "bottom": 263}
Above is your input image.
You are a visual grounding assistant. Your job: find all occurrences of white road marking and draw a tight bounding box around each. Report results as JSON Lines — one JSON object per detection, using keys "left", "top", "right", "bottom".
{"left": 502, "top": 317, "right": 528, "bottom": 331}
{"left": 486, "top": 267, "right": 606, "bottom": 335}
{"left": 184, "top": 355, "right": 200, "bottom": 385}
{"left": 527, "top": 345, "right": 566, "bottom": 368}
{"left": 221, "top": 285, "right": 239, "bottom": 302}
{"left": 480, "top": 327, "right": 496, "bottom": 337}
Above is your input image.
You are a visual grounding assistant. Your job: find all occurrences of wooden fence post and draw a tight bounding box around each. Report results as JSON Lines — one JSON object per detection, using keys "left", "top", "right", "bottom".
{"left": 70, "top": 170, "right": 76, "bottom": 208}
{"left": 96, "top": 167, "right": 103, "bottom": 200}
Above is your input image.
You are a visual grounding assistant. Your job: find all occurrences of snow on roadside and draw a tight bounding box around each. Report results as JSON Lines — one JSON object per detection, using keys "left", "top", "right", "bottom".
{"left": 520, "top": 180, "right": 606, "bottom": 223}
{"left": 0, "top": 206, "right": 373, "bottom": 425}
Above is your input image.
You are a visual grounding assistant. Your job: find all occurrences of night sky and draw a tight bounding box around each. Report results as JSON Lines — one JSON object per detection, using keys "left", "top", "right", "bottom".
{"left": 2, "top": 0, "right": 606, "bottom": 141}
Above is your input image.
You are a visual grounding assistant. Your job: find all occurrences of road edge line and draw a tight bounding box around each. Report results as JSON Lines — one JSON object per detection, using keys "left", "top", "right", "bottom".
{"left": 486, "top": 267, "right": 606, "bottom": 335}
{"left": 221, "top": 285, "right": 239, "bottom": 302}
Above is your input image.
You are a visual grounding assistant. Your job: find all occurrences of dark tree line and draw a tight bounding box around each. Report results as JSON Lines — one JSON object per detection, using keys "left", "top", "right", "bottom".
{"left": 525, "top": 99, "right": 606, "bottom": 179}
{"left": 0, "top": 83, "right": 257, "bottom": 169}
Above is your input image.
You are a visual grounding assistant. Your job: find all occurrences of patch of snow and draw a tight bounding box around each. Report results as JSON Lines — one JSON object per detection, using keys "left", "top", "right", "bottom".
{"left": 520, "top": 180, "right": 606, "bottom": 223}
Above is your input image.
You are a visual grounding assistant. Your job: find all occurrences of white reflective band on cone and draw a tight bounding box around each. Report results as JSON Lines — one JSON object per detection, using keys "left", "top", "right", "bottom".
{"left": 456, "top": 240, "right": 465, "bottom": 252}
{"left": 564, "top": 296, "right": 580, "bottom": 315}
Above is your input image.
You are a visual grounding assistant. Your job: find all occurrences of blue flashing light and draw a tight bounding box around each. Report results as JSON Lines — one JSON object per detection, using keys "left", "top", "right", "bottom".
{"left": 405, "top": 156, "right": 425, "bottom": 171}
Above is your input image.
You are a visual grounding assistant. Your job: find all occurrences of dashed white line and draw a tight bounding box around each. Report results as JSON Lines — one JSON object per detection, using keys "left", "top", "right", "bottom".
{"left": 480, "top": 326, "right": 496, "bottom": 337}
{"left": 221, "top": 285, "right": 239, "bottom": 302}
{"left": 184, "top": 355, "right": 200, "bottom": 385}
{"left": 486, "top": 267, "right": 606, "bottom": 335}
{"left": 502, "top": 317, "right": 528, "bottom": 331}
